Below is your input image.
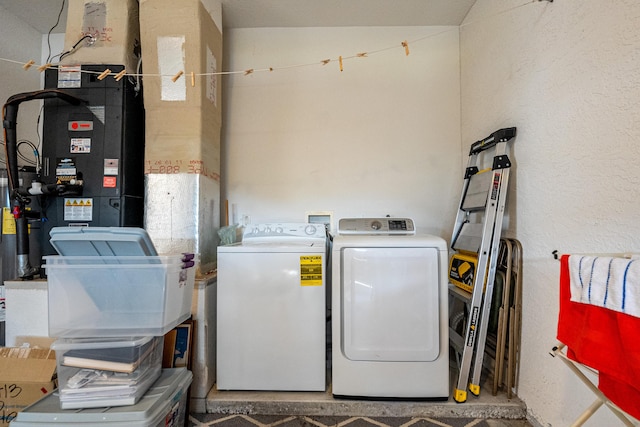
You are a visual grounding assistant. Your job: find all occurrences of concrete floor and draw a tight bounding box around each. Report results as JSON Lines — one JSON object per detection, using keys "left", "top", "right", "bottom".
{"left": 191, "top": 362, "right": 528, "bottom": 423}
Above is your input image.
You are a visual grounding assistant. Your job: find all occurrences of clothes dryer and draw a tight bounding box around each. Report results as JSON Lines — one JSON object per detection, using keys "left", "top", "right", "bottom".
{"left": 217, "top": 223, "right": 327, "bottom": 391}
{"left": 331, "top": 218, "right": 449, "bottom": 398}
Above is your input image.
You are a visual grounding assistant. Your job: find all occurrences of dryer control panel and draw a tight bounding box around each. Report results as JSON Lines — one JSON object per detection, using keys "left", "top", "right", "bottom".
{"left": 337, "top": 218, "right": 416, "bottom": 235}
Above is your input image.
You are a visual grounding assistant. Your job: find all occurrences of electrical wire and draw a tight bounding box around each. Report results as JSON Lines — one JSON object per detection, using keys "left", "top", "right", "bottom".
{"left": 131, "top": 56, "right": 143, "bottom": 94}
{"left": 58, "top": 34, "right": 94, "bottom": 62}
{"left": 0, "top": 139, "right": 6, "bottom": 167}
{"left": 16, "top": 140, "right": 40, "bottom": 168}
{"left": 35, "top": 105, "right": 44, "bottom": 173}
{"left": 45, "top": 0, "right": 66, "bottom": 64}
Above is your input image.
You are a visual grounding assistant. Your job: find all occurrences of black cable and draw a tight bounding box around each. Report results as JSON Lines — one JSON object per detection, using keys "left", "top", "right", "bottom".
{"left": 17, "top": 140, "right": 39, "bottom": 167}
{"left": 36, "top": 105, "right": 44, "bottom": 172}
{"left": 46, "top": 0, "right": 66, "bottom": 63}
{"left": 58, "top": 35, "right": 93, "bottom": 61}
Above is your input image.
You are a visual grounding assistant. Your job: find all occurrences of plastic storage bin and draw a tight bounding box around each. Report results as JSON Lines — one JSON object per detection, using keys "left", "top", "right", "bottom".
{"left": 8, "top": 368, "right": 192, "bottom": 427}
{"left": 44, "top": 255, "right": 195, "bottom": 337}
{"left": 51, "top": 336, "right": 163, "bottom": 409}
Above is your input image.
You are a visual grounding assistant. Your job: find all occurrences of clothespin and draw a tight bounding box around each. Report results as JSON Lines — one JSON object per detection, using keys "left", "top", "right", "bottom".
{"left": 97, "top": 68, "right": 111, "bottom": 80}
{"left": 38, "top": 63, "right": 52, "bottom": 72}
{"left": 402, "top": 40, "right": 410, "bottom": 56}
{"left": 244, "top": 69, "right": 254, "bottom": 76}
{"left": 23, "top": 60, "right": 35, "bottom": 71}
{"left": 321, "top": 59, "right": 330, "bottom": 66}
{"left": 357, "top": 52, "right": 367, "bottom": 58}
{"left": 190, "top": 71, "right": 195, "bottom": 87}
{"left": 339, "top": 56, "right": 343, "bottom": 72}
{"left": 114, "top": 69, "right": 126, "bottom": 81}
{"left": 171, "top": 70, "right": 184, "bottom": 82}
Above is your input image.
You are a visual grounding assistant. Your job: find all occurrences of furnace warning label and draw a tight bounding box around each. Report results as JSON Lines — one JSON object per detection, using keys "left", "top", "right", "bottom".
{"left": 57, "top": 65, "right": 82, "bottom": 88}
{"left": 300, "top": 256, "right": 323, "bottom": 286}
{"left": 70, "top": 138, "right": 91, "bottom": 153}
{"left": 56, "top": 157, "right": 77, "bottom": 182}
{"left": 2, "top": 207, "right": 31, "bottom": 235}
{"left": 64, "top": 198, "right": 93, "bottom": 221}
{"left": 2, "top": 208, "right": 15, "bottom": 235}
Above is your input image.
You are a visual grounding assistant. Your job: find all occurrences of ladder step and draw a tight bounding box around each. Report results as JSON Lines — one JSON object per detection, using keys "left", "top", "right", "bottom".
{"left": 461, "top": 170, "right": 492, "bottom": 211}
{"left": 453, "top": 223, "right": 484, "bottom": 253}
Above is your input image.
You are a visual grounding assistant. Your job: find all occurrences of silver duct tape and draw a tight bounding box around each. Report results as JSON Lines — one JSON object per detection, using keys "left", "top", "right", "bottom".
{"left": 144, "top": 174, "right": 220, "bottom": 276}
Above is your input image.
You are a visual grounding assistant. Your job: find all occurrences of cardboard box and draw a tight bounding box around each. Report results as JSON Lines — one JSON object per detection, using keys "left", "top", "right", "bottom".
{"left": 61, "top": 0, "right": 140, "bottom": 72}
{"left": 144, "top": 106, "right": 221, "bottom": 179}
{"left": 189, "top": 274, "right": 216, "bottom": 406}
{"left": 139, "top": 0, "right": 222, "bottom": 123}
{"left": 0, "top": 347, "right": 56, "bottom": 426}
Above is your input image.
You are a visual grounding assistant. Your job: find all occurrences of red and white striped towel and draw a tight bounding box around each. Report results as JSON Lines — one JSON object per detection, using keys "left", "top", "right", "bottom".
{"left": 558, "top": 255, "right": 640, "bottom": 420}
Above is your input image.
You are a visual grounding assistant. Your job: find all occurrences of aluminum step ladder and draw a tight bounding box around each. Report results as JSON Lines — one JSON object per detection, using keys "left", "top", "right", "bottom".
{"left": 450, "top": 127, "right": 517, "bottom": 403}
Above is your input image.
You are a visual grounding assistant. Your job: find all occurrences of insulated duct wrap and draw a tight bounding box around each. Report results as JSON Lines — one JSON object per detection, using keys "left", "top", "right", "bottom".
{"left": 144, "top": 173, "right": 219, "bottom": 276}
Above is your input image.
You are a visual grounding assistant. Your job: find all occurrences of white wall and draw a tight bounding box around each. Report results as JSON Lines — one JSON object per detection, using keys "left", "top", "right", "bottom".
{"left": 460, "top": 1, "right": 640, "bottom": 425}
{"left": 0, "top": 5, "right": 44, "bottom": 164}
{"left": 221, "top": 26, "right": 461, "bottom": 237}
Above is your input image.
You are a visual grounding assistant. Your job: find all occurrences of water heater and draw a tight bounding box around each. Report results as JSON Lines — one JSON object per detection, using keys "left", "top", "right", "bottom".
{"left": 40, "top": 64, "right": 145, "bottom": 256}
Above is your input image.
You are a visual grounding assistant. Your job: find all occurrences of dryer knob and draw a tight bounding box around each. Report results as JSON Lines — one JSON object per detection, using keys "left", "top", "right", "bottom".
{"left": 304, "top": 225, "right": 317, "bottom": 235}
{"left": 371, "top": 220, "right": 382, "bottom": 230}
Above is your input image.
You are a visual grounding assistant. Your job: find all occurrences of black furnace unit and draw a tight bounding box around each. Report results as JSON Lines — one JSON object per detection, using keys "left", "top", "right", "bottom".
{"left": 40, "top": 64, "right": 145, "bottom": 256}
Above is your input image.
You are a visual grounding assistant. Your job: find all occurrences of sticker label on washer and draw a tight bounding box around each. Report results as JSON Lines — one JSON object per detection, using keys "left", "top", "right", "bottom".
{"left": 300, "top": 256, "right": 323, "bottom": 286}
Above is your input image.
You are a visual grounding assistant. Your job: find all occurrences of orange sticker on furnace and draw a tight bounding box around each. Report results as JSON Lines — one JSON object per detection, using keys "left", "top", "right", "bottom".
{"left": 103, "top": 176, "right": 117, "bottom": 188}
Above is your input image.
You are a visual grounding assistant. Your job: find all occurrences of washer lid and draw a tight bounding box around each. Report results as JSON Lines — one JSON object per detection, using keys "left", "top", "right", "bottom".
{"left": 337, "top": 218, "right": 415, "bottom": 235}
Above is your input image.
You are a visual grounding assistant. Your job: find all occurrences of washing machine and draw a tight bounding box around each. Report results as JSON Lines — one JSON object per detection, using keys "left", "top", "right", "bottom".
{"left": 331, "top": 217, "right": 449, "bottom": 399}
{"left": 217, "top": 223, "right": 327, "bottom": 391}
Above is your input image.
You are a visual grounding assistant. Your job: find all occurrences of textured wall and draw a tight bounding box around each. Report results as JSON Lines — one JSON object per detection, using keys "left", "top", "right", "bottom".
{"left": 0, "top": 5, "right": 45, "bottom": 161}
{"left": 461, "top": 1, "right": 640, "bottom": 425}
{"left": 222, "top": 26, "right": 462, "bottom": 237}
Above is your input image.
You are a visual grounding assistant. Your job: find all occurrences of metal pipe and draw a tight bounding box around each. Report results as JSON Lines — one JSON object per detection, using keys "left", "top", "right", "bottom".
{"left": 2, "top": 89, "right": 84, "bottom": 278}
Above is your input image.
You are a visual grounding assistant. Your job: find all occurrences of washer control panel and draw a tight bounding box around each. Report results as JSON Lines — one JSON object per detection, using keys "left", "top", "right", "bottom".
{"left": 243, "top": 223, "right": 326, "bottom": 240}
{"left": 337, "top": 218, "right": 416, "bottom": 235}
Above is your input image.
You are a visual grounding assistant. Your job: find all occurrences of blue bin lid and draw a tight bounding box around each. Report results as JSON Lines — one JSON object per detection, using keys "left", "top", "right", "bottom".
{"left": 49, "top": 227, "right": 158, "bottom": 256}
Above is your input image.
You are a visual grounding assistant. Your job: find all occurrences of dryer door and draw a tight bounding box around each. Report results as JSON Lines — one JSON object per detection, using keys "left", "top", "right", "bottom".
{"left": 341, "top": 246, "right": 440, "bottom": 362}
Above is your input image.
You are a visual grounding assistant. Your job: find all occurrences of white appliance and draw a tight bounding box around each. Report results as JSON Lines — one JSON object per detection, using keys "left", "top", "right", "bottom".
{"left": 331, "top": 218, "right": 449, "bottom": 398}
{"left": 217, "top": 223, "right": 327, "bottom": 391}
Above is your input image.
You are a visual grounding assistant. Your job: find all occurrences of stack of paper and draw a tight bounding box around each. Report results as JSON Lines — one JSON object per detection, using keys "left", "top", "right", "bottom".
{"left": 53, "top": 336, "right": 163, "bottom": 409}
